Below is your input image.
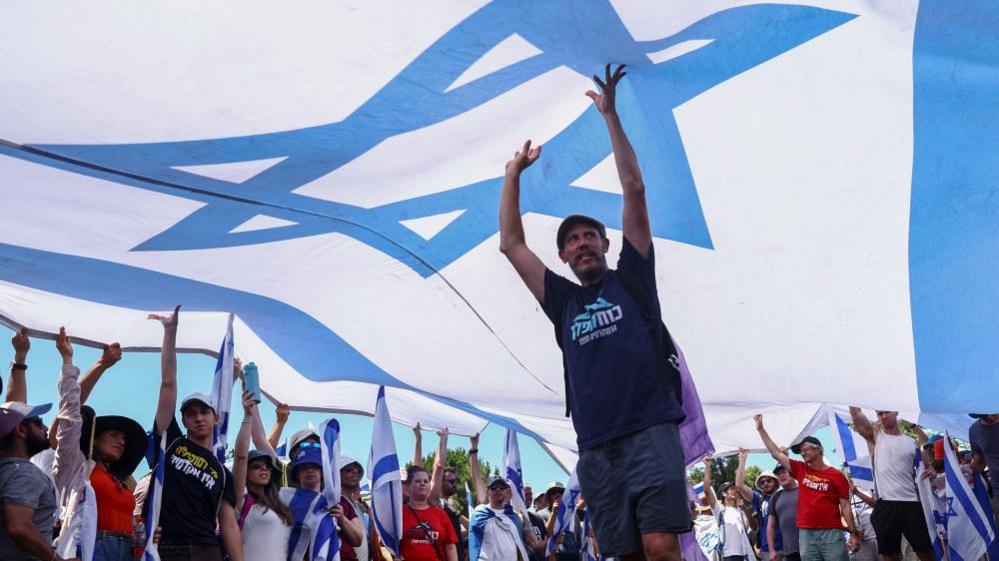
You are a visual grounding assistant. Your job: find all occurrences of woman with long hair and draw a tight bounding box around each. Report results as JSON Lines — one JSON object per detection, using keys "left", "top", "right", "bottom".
{"left": 233, "top": 391, "right": 293, "bottom": 561}
{"left": 399, "top": 465, "right": 458, "bottom": 561}
{"left": 52, "top": 327, "right": 147, "bottom": 561}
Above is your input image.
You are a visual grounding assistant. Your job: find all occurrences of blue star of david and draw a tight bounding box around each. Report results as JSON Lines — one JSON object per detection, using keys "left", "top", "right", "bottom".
{"left": 24, "top": 1, "right": 855, "bottom": 277}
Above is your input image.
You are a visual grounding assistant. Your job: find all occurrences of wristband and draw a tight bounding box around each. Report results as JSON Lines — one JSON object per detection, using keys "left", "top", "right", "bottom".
{"left": 10, "top": 362, "right": 26, "bottom": 371}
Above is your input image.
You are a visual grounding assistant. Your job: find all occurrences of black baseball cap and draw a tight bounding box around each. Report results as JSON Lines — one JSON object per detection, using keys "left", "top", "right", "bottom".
{"left": 773, "top": 463, "right": 787, "bottom": 474}
{"left": 556, "top": 215, "right": 606, "bottom": 250}
{"left": 790, "top": 436, "right": 822, "bottom": 454}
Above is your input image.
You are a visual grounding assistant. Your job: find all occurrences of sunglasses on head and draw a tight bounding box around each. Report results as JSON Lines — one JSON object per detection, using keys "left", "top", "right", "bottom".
{"left": 297, "top": 441, "right": 321, "bottom": 449}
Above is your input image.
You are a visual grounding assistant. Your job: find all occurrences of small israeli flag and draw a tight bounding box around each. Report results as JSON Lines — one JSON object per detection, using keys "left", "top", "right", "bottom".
{"left": 368, "top": 386, "right": 403, "bottom": 556}
{"left": 502, "top": 428, "right": 528, "bottom": 513}
{"left": 210, "top": 314, "right": 235, "bottom": 462}
{"left": 943, "top": 431, "right": 995, "bottom": 561}
{"left": 546, "top": 469, "right": 582, "bottom": 557}
{"left": 143, "top": 430, "right": 169, "bottom": 561}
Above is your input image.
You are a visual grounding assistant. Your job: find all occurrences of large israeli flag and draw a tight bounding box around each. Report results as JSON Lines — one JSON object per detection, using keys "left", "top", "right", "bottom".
{"left": 369, "top": 386, "right": 403, "bottom": 556}
{"left": 210, "top": 313, "right": 235, "bottom": 462}
{"left": 1, "top": 1, "right": 998, "bottom": 462}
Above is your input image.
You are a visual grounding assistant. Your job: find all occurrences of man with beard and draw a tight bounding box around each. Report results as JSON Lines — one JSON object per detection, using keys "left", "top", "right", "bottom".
{"left": 339, "top": 456, "right": 373, "bottom": 561}
{"left": 849, "top": 408, "right": 932, "bottom": 561}
{"left": 767, "top": 465, "right": 799, "bottom": 561}
{"left": 439, "top": 467, "right": 466, "bottom": 560}
{"left": 755, "top": 415, "right": 859, "bottom": 561}
{"left": 0, "top": 400, "right": 67, "bottom": 561}
{"left": 499, "top": 64, "right": 688, "bottom": 561}
{"left": 735, "top": 449, "right": 781, "bottom": 559}
{"left": 148, "top": 306, "right": 243, "bottom": 561}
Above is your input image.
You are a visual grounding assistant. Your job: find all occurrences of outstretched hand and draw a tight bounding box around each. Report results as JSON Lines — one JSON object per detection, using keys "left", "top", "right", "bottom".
{"left": 148, "top": 305, "right": 181, "bottom": 330}
{"left": 56, "top": 326, "right": 73, "bottom": 363}
{"left": 585, "top": 64, "right": 627, "bottom": 115}
{"left": 754, "top": 414, "right": 764, "bottom": 431}
{"left": 738, "top": 447, "right": 749, "bottom": 460}
{"left": 276, "top": 403, "right": 291, "bottom": 424}
{"left": 505, "top": 139, "right": 542, "bottom": 176}
{"left": 11, "top": 327, "right": 29, "bottom": 359}
{"left": 98, "top": 342, "right": 122, "bottom": 368}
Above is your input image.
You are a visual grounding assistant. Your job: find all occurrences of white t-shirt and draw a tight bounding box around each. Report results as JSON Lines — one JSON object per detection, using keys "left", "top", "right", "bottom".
{"left": 242, "top": 503, "right": 292, "bottom": 561}
{"left": 479, "top": 506, "right": 526, "bottom": 560}
{"left": 874, "top": 431, "right": 919, "bottom": 501}
{"left": 715, "top": 506, "right": 750, "bottom": 558}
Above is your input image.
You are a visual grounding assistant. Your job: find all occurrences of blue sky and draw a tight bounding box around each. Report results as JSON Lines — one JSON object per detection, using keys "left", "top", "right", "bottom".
{"left": 1, "top": 325, "right": 835, "bottom": 489}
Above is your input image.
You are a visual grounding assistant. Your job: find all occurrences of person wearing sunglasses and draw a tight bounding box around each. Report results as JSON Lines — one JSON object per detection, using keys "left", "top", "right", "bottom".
{"left": 755, "top": 415, "right": 860, "bottom": 561}
{"left": 233, "top": 391, "right": 293, "bottom": 561}
{"left": 468, "top": 475, "right": 543, "bottom": 561}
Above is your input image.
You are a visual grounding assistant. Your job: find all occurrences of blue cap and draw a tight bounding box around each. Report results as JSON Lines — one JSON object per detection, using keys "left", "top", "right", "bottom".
{"left": 290, "top": 447, "right": 322, "bottom": 479}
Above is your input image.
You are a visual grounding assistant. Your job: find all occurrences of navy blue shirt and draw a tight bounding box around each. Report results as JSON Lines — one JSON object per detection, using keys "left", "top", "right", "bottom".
{"left": 542, "top": 238, "right": 684, "bottom": 450}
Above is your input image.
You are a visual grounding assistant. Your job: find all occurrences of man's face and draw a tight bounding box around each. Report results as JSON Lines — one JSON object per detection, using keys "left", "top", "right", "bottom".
{"left": 546, "top": 489, "right": 564, "bottom": 508}
{"left": 181, "top": 402, "right": 218, "bottom": 440}
{"left": 488, "top": 481, "right": 509, "bottom": 505}
{"left": 341, "top": 463, "right": 363, "bottom": 487}
{"left": 533, "top": 495, "right": 547, "bottom": 511}
{"left": 982, "top": 414, "right": 999, "bottom": 425}
{"left": 442, "top": 470, "right": 458, "bottom": 496}
{"left": 876, "top": 410, "right": 899, "bottom": 430}
{"left": 297, "top": 464, "right": 322, "bottom": 490}
{"left": 776, "top": 470, "right": 794, "bottom": 488}
{"left": 523, "top": 485, "right": 533, "bottom": 506}
{"left": 758, "top": 476, "right": 777, "bottom": 494}
{"left": 799, "top": 443, "right": 822, "bottom": 463}
{"left": 21, "top": 418, "right": 51, "bottom": 457}
{"left": 559, "top": 225, "right": 609, "bottom": 284}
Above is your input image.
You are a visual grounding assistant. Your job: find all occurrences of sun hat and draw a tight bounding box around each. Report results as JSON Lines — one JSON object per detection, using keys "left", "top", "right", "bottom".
{"left": 79, "top": 405, "right": 147, "bottom": 479}
{"left": 755, "top": 470, "right": 778, "bottom": 491}
{"left": 290, "top": 447, "right": 322, "bottom": 480}
{"left": 337, "top": 455, "right": 363, "bottom": 474}
{"left": 180, "top": 392, "right": 215, "bottom": 413}
{"left": 247, "top": 449, "right": 283, "bottom": 480}
{"left": 289, "top": 427, "right": 319, "bottom": 453}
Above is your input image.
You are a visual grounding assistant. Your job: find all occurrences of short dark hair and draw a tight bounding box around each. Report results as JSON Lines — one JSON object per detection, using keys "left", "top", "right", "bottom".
{"left": 407, "top": 465, "right": 429, "bottom": 480}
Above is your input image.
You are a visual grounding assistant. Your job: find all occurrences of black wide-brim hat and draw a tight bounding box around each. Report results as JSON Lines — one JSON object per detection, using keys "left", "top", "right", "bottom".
{"left": 80, "top": 405, "right": 147, "bottom": 480}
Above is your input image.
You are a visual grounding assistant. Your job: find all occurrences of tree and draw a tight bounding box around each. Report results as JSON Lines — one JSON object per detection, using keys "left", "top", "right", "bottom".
{"left": 687, "top": 457, "right": 762, "bottom": 496}
{"left": 408, "top": 447, "right": 493, "bottom": 515}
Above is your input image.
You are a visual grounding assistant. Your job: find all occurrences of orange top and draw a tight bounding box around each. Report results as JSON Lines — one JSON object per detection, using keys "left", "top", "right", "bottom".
{"left": 90, "top": 465, "right": 135, "bottom": 533}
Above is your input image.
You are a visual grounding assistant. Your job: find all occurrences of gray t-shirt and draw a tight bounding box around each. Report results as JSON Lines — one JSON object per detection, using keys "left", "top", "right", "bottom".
{"left": 0, "top": 458, "right": 58, "bottom": 561}
{"left": 969, "top": 421, "right": 999, "bottom": 496}
{"left": 769, "top": 487, "right": 799, "bottom": 555}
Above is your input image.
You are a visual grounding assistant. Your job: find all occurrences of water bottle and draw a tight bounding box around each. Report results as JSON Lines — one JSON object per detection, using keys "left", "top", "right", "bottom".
{"left": 132, "top": 518, "right": 147, "bottom": 559}
{"left": 243, "top": 362, "right": 262, "bottom": 403}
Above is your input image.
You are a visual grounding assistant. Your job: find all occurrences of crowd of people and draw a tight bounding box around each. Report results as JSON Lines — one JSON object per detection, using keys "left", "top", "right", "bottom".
{"left": 691, "top": 411, "right": 999, "bottom": 561}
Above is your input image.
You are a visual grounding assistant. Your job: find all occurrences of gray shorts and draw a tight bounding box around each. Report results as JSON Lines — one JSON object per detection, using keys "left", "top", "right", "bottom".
{"left": 577, "top": 422, "right": 692, "bottom": 557}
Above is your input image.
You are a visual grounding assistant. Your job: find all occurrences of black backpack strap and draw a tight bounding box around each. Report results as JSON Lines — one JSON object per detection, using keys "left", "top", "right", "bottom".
{"left": 613, "top": 270, "right": 684, "bottom": 406}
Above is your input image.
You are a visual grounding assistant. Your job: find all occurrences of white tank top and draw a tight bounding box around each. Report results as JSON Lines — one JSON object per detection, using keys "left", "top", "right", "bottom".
{"left": 874, "top": 431, "right": 919, "bottom": 501}
{"left": 242, "top": 503, "right": 292, "bottom": 561}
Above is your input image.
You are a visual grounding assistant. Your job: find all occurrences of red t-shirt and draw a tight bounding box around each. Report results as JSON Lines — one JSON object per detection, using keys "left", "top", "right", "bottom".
{"left": 789, "top": 459, "right": 849, "bottom": 529}
{"left": 90, "top": 465, "right": 135, "bottom": 533}
{"left": 400, "top": 504, "right": 457, "bottom": 561}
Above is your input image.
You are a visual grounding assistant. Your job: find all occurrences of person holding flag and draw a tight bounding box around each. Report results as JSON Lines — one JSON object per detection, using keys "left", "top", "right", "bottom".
{"left": 847, "top": 408, "right": 933, "bottom": 561}
{"left": 147, "top": 306, "right": 243, "bottom": 561}
{"left": 498, "top": 63, "right": 689, "bottom": 561}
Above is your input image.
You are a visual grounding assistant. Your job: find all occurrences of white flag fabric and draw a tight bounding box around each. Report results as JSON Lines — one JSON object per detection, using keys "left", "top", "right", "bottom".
{"left": 942, "top": 432, "right": 994, "bottom": 561}
{"left": 369, "top": 386, "right": 403, "bottom": 556}
{"left": 502, "top": 428, "right": 528, "bottom": 513}
{"left": 210, "top": 313, "right": 235, "bottom": 462}
{"left": 2, "top": 1, "right": 999, "bottom": 463}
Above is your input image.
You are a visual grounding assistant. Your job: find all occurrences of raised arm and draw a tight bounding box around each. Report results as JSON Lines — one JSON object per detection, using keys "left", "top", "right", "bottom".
{"left": 754, "top": 415, "right": 791, "bottom": 472}
{"left": 6, "top": 327, "right": 30, "bottom": 402}
{"left": 428, "top": 428, "right": 449, "bottom": 504}
{"left": 848, "top": 407, "right": 876, "bottom": 445}
{"left": 266, "top": 402, "right": 290, "bottom": 451}
{"left": 587, "top": 64, "right": 651, "bottom": 256}
{"left": 233, "top": 392, "right": 254, "bottom": 511}
{"left": 904, "top": 419, "right": 929, "bottom": 446}
{"left": 702, "top": 456, "right": 717, "bottom": 509}
{"left": 734, "top": 448, "right": 755, "bottom": 503}
{"left": 499, "top": 140, "right": 546, "bottom": 302}
{"left": 469, "top": 433, "right": 487, "bottom": 504}
{"left": 50, "top": 342, "right": 122, "bottom": 449}
{"left": 52, "top": 327, "right": 85, "bottom": 492}
{"left": 412, "top": 423, "right": 423, "bottom": 468}
{"left": 148, "top": 305, "right": 180, "bottom": 431}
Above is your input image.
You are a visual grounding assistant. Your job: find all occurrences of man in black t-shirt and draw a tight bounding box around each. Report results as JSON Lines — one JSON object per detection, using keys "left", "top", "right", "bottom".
{"left": 148, "top": 306, "right": 243, "bottom": 561}
{"left": 499, "top": 65, "right": 689, "bottom": 561}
